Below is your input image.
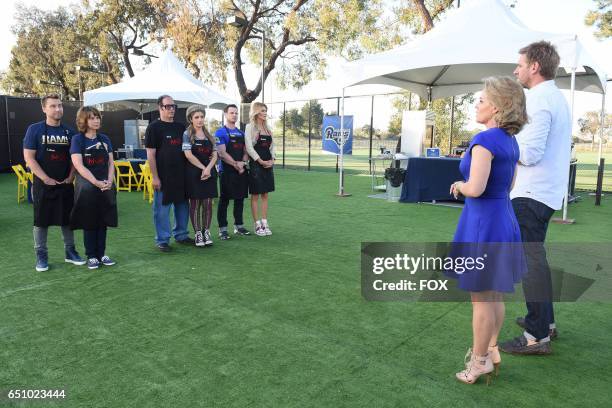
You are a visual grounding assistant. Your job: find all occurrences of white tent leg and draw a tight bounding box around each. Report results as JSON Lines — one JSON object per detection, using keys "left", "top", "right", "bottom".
{"left": 339, "top": 88, "right": 345, "bottom": 196}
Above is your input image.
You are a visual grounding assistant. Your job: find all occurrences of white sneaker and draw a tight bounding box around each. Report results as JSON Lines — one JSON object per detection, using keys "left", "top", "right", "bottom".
{"left": 203, "top": 229, "right": 213, "bottom": 246}
{"left": 195, "top": 231, "right": 205, "bottom": 247}
{"left": 255, "top": 221, "right": 266, "bottom": 236}
{"left": 262, "top": 222, "right": 272, "bottom": 236}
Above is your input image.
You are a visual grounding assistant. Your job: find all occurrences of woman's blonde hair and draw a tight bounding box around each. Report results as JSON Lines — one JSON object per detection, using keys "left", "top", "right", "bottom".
{"left": 76, "top": 106, "right": 102, "bottom": 133}
{"left": 482, "top": 76, "right": 528, "bottom": 135}
{"left": 186, "top": 105, "right": 214, "bottom": 145}
{"left": 249, "top": 102, "right": 270, "bottom": 133}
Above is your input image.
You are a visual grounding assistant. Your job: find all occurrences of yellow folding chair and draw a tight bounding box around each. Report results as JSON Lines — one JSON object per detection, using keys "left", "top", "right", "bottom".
{"left": 114, "top": 161, "right": 138, "bottom": 192}
{"left": 11, "top": 164, "right": 29, "bottom": 203}
{"left": 139, "top": 162, "right": 153, "bottom": 203}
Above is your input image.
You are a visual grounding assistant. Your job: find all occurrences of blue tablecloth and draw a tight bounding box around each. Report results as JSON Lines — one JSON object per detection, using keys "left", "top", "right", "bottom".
{"left": 400, "top": 157, "right": 463, "bottom": 203}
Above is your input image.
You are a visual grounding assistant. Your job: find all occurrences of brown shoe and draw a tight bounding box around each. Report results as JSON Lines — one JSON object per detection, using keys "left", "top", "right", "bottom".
{"left": 499, "top": 335, "right": 551, "bottom": 355}
{"left": 516, "top": 317, "right": 558, "bottom": 340}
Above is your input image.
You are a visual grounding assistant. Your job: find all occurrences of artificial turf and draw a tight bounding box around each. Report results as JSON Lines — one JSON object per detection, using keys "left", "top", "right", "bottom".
{"left": 0, "top": 170, "right": 610, "bottom": 407}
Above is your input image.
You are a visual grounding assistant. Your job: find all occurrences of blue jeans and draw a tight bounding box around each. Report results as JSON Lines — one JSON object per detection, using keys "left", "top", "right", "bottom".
{"left": 512, "top": 197, "right": 555, "bottom": 340}
{"left": 153, "top": 191, "right": 190, "bottom": 245}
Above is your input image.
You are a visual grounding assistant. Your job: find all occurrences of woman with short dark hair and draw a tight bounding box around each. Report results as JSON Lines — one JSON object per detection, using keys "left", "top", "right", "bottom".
{"left": 70, "top": 106, "right": 118, "bottom": 269}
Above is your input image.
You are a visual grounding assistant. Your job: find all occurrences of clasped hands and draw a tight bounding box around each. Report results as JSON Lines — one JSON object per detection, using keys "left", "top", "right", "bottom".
{"left": 450, "top": 181, "right": 464, "bottom": 199}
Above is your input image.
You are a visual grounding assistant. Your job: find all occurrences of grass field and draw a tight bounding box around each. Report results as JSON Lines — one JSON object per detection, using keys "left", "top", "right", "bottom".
{"left": 275, "top": 147, "right": 612, "bottom": 192}
{"left": 1, "top": 170, "right": 611, "bottom": 407}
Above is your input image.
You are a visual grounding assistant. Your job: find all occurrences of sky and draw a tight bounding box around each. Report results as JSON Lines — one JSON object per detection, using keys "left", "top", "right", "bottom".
{"left": 1, "top": 0, "right": 611, "bottom": 131}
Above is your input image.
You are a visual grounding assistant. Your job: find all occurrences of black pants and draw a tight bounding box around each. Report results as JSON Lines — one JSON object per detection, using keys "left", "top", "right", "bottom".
{"left": 84, "top": 227, "right": 107, "bottom": 260}
{"left": 217, "top": 197, "right": 244, "bottom": 228}
{"left": 512, "top": 197, "right": 555, "bottom": 340}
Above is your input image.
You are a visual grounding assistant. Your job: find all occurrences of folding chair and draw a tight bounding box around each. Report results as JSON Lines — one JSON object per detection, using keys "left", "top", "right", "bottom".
{"left": 114, "top": 161, "right": 138, "bottom": 192}
{"left": 139, "top": 162, "right": 153, "bottom": 203}
{"left": 11, "top": 164, "right": 29, "bottom": 203}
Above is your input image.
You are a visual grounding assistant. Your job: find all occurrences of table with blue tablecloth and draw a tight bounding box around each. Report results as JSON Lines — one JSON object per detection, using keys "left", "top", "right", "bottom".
{"left": 400, "top": 157, "right": 464, "bottom": 203}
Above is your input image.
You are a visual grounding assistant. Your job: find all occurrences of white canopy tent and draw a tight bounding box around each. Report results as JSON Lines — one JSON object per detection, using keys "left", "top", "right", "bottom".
{"left": 83, "top": 49, "right": 235, "bottom": 112}
{"left": 337, "top": 0, "right": 608, "bottom": 220}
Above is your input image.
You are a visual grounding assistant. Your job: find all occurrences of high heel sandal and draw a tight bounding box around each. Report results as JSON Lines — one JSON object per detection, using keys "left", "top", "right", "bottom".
{"left": 456, "top": 348, "right": 494, "bottom": 385}
{"left": 488, "top": 344, "right": 501, "bottom": 376}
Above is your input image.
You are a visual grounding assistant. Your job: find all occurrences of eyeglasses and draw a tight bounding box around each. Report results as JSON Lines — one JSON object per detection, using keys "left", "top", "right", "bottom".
{"left": 161, "top": 104, "right": 178, "bottom": 110}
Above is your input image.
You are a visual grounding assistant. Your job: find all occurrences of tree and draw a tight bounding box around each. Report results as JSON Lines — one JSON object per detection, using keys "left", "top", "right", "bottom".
{"left": 153, "top": 0, "right": 403, "bottom": 103}
{"left": 82, "top": 0, "right": 162, "bottom": 78}
{"left": 396, "top": 0, "right": 455, "bottom": 34}
{"left": 300, "top": 100, "right": 324, "bottom": 133}
{"left": 2, "top": 5, "right": 113, "bottom": 99}
{"left": 578, "top": 110, "right": 612, "bottom": 149}
{"left": 585, "top": 0, "right": 612, "bottom": 39}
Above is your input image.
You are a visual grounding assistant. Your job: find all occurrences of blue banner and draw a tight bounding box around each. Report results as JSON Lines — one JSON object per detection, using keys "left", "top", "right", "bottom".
{"left": 322, "top": 115, "right": 353, "bottom": 155}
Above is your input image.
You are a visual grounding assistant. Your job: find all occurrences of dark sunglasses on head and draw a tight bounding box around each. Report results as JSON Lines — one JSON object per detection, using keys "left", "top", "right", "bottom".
{"left": 161, "top": 104, "right": 178, "bottom": 110}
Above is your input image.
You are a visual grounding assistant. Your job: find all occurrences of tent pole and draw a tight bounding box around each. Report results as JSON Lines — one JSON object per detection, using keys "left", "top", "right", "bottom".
{"left": 338, "top": 87, "right": 347, "bottom": 196}
{"left": 598, "top": 79, "right": 607, "bottom": 163}
{"left": 560, "top": 36, "right": 578, "bottom": 223}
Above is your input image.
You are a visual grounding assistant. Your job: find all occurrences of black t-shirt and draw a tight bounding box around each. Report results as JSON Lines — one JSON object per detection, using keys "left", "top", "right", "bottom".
{"left": 144, "top": 119, "right": 186, "bottom": 180}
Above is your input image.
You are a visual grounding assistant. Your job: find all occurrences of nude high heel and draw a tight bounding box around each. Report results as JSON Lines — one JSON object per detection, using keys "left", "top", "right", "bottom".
{"left": 488, "top": 344, "right": 501, "bottom": 376}
{"left": 457, "top": 349, "right": 494, "bottom": 385}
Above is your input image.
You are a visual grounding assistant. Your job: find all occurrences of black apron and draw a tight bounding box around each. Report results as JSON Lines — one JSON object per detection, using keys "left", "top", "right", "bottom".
{"left": 159, "top": 132, "right": 187, "bottom": 205}
{"left": 249, "top": 133, "right": 275, "bottom": 194}
{"left": 186, "top": 137, "right": 218, "bottom": 199}
{"left": 220, "top": 127, "right": 249, "bottom": 199}
{"left": 32, "top": 124, "right": 74, "bottom": 227}
{"left": 70, "top": 135, "right": 118, "bottom": 230}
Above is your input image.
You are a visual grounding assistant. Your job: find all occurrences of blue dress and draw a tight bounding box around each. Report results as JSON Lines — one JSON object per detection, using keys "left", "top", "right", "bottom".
{"left": 449, "top": 127, "right": 526, "bottom": 293}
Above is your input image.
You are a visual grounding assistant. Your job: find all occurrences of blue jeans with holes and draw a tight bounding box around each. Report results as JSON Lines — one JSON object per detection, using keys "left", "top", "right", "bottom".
{"left": 152, "top": 191, "right": 189, "bottom": 245}
{"left": 512, "top": 197, "right": 556, "bottom": 341}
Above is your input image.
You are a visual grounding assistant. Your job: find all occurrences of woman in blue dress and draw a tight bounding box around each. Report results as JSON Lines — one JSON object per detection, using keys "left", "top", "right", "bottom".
{"left": 449, "top": 76, "right": 527, "bottom": 385}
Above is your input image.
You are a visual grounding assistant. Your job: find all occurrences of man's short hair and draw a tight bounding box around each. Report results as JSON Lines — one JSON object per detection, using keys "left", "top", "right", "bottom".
{"left": 157, "top": 94, "right": 172, "bottom": 106}
{"left": 519, "top": 41, "right": 560, "bottom": 80}
{"left": 41, "top": 93, "right": 61, "bottom": 108}
{"left": 223, "top": 104, "right": 238, "bottom": 113}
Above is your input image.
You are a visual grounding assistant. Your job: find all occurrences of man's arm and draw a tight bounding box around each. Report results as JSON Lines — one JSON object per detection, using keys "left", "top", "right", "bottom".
{"left": 23, "top": 149, "right": 56, "bottom": 185}
{"left": 516, "top": 108, "right": 551, "bottom": 166}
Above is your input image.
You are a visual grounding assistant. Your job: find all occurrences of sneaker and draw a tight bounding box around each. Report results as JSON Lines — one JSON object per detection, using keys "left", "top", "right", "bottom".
{"left": 176, "top": 237, "right": 194, "bottom": 245}
{"left": 195, "top": 231, "right": 205, "bottom": 247}
{"left": 87, "top": 258, "right": 100, "bottom": 270}
{"left": 516, "top": 317, "right": 558, "bottom": 340}
{"left": 233, "top": 226, "right": 251, "bottom": 236}
{"left": 203, "top": 230, "right": 213, "bottom": 246}
{"left": 262, "top": 222, "right": 272, "bottom": 236}
{"left": 65, "top": 247, "right": 86, "bottom": 265}
{"left": 255, "top": 222, "right": 266, "bottom": 236}
{"left": 100, "top": 255, "right": 116, "bottom": 266}
{"left": 157, "top": 243, "right": 171, "bottom": 252}
{"left": 499, "top": 335, "right": 552, "bottom": 355}
{"left": 35, "top": 251, "right": 49, "bottom": 272}
{"left": 219, "top": 230, "right": 231, "bottom": 240}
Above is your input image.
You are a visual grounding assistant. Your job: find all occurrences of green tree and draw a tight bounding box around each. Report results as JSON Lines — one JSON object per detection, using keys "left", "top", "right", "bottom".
{"left": 585, "top": 0, "right": 612, "bottom": 38}
{"left": 153, "top": 0, "right": 404, "bottom": 103}
{"left": 300, "top": 100, "right": 325, "bottom": 133}
{"left": 81, "top": 0, "right": 161, "bottom": 78}
{"left": 578, "top": 110, "right": 612, "bottom": 149}
{"left": 2, "top": 5, "right": 110, "bottom": 99}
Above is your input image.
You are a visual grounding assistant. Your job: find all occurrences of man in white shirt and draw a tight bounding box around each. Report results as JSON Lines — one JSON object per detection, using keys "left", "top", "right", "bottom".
{"left": 500, "top": 41, "right": 571, "bottom": 356}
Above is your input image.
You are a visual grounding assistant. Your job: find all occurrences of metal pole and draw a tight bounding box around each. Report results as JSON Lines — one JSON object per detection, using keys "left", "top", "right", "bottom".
{"left": 598, "top": 80, "right": 607, "bottom": 163}
{"left": 5, "top": 96, "right": 12, "bottom": 165}
{"left": 369, "top": 95, "right": 374, "bottom": 174}
{"left": 336, "top": 96, "right": 340, "bottom": 174}
{"left": 562, "top": 63, "right": 576, "bottom": 223}
{"left": 339, "top": 88, "right": 345, "bottom": 195}
{"left": 282, "top": 102, "right": 286, "bottom": 168}
{"left": 449, "top": 96, "right": 455, "bottom": 155}
{"left": 78, "top": 69, "right": 83, "bottom": 105}
{"left": 308, "top": 101, "right": 312, "bottom": 171}
{"left": 261, "top": 31, "right": 265, "bottom": 103}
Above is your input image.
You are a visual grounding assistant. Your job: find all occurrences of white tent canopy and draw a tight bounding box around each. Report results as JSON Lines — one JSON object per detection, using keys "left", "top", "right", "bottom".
{"left": 342, "top": 0, "right": 607, "bottom": 100}
{"left": 84, "top": 49, "right": 235, "bottom": 111}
